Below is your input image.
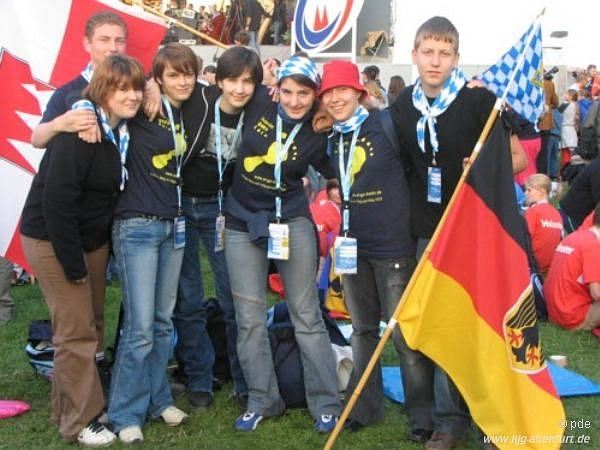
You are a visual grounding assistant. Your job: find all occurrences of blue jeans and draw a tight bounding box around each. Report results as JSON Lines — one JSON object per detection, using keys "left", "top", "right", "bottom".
{"left": 108, "top": 218, "right": 183, "bottom": 432}
{"left": 343, "top": 255, "right": 431, "bottom": 429}
{"left": 547, "top": 134, "right": 560, "bottom": 178}
{"left": 415, "top": 238, "right": 470, "bottom": 436}
{"left": 225, "top": 216, "right": 341, "bottom": 418}
{"left": 174, "top": 195, "right": 246, "bottom": 395}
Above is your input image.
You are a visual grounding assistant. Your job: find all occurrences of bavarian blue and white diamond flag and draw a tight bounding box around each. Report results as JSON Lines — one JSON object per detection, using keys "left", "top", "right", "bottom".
{"left": 479, "top": 20, "right": 544, "bottom": 125}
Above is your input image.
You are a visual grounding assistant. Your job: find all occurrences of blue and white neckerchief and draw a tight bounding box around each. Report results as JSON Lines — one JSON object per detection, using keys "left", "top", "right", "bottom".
{"left": 95, "top": 106, "right": 130, "bottom": 191}
{"left": 214, "top": 96, "right": 244, "bottom": 213}
{"left": 332, "top": 105, "right": 369, "bottom": 134}
{"left": 412, "top": 67, "right": 466, "bottom": 164}
{"left": 80, "top": 62, "right": 94, "bottom": 83}
{"left": 162, "top": 95, "right": 186, "bottom": 214}
{"left": 274, "top": 114, "right": 303, "bottom": 220}
{"left": 71, "top": 98, "right": 130, "bottom": 190}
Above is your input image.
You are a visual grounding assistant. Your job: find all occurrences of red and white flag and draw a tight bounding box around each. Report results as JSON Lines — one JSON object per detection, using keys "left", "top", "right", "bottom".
{"left": 0, "top": 0, "right": 166, "bottom": 269}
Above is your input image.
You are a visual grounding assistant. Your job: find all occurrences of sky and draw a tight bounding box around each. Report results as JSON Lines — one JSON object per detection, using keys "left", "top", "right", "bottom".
{"left": 391, "top": 0, "right": 597, "bottom": 69}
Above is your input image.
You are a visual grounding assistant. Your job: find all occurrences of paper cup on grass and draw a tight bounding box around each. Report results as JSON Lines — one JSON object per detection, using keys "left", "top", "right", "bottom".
{"left": 549, "top": 354, "right": 567, "bottom": 367}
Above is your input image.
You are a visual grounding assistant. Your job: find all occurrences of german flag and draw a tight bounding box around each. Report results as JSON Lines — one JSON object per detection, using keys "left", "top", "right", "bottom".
{"left": 398, "top": 120, "right": 565, "bottom": 449}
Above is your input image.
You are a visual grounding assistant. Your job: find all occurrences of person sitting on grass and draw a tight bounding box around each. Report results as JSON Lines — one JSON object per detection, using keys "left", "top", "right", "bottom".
{"left": 544, "top": 202, "right": 600, "bottom": 331}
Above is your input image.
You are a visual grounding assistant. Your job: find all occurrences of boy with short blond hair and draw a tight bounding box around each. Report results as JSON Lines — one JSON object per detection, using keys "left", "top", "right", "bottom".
{"left": 31, "top": 11, "right": 128, "bottom": 148}
{"left": 390, "top": 15, "right": 526, "bottom": 450}
{"left": 524, "top": 174, "right": 563, "bottom": 274}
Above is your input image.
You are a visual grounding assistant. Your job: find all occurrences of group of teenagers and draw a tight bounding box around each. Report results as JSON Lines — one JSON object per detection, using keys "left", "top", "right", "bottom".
{"left": 21, "top": 9, "right": 566, "bottom": 450}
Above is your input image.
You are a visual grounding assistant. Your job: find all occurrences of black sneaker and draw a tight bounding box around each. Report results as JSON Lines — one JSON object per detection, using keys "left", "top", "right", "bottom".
{"left": 343, "top": 418, "right": 364, "bottom": 432}
{"left": 408, "top": 428, "right": 433, "bottom": 443}
{"left": 188, "top": 391, "right": 213, "bottom": 409}
{"left": 170, "top": 381, "right": 187, "bottom": 397}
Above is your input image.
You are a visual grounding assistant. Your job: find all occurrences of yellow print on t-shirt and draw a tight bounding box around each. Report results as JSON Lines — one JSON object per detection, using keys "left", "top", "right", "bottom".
{"left": 241, "top": 172, "right": 288, "bottom": 192}
{"left": 254, "top": 117, "right": 274, "bottom": 138}
{"left": 351, "top": 189, "right": 383, "bottom": 204}
{"left": 152, "top": 133, "right": 187, "bottom": 169}
{"left": 244, "top": 132, "right": 299, "bottom": 173}
{"left": 336, "top": 137, "right": 374, "bottom": 185}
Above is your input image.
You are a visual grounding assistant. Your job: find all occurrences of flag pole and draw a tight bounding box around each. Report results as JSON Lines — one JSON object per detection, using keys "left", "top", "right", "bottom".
{"left": 323, "top": 10, "right": 544, "bottom": 450}
{"left": 135, "top": 2, "right": 231, "bottom": 49}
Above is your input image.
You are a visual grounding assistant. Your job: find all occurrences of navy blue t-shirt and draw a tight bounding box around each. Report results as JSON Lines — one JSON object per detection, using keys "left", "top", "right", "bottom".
{"left": 114, "top": 107, "right": 186, "bottom": 220}
{"left": 41, "top": 75, "right": 88, "bottom": 123}
{"left": 227, "top": 89, "right": 334, "bottom": 222}
{"left": 330, "top": 110, "right": 414, "bottom": 258}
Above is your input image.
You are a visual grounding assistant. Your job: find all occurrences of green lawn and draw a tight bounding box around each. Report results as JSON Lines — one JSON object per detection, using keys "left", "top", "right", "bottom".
{"left": 1, "top": 278, "right": 599, "bottom": 449}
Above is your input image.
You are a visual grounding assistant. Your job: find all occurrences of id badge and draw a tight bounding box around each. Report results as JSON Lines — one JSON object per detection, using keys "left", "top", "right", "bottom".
{"left": 427, "top": 166, "right": 442, "bottom": 204}
{"left": 333, "top": 236, "right": 357, "bottom": 274}
{"left": 267, "top": 223, "right": 290, "bottom": 260}
{"left": 174, "top": 215, "right": 186, "bottom": 249}
{"left": 214, "top": 214, "right": 226, "bottom": 252}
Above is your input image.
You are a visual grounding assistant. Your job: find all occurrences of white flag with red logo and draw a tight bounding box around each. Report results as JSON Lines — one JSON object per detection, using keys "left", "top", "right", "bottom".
{"left": 0, "top": 0, "right": 166, "bottom": 270}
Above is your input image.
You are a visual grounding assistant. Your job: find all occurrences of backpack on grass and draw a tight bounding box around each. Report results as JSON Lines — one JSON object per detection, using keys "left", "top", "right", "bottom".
{"left": 25, "top": 320, "right": 54, "bottom": 380}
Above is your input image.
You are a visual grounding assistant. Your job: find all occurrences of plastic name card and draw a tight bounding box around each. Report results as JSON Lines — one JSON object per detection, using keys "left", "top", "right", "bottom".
{"left": 333, "top": 236, "right": 357, "bottom": 274}
{"left": 268, "top": 223, "right": 290, "bottom": 260}
{"left": 427, "top": 166, "right": 442, "bottom": 204}
{"left": 214, "top": 214, "right": 226, "bottom": 252}
{"left": 174, "top": 215, "right": 186, "bottom": 249}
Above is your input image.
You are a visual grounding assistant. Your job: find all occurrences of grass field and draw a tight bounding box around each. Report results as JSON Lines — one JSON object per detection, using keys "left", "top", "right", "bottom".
{"left": 1, "top": 275, "right": 599, "bottom": 449}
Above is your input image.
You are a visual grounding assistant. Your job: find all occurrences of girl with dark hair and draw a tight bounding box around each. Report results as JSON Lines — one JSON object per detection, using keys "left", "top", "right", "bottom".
{"left": 173, "top": 45, "right": 263, "bottom": 412}
{"left": 224, "top": 54, "right": 342, "bottom": 433}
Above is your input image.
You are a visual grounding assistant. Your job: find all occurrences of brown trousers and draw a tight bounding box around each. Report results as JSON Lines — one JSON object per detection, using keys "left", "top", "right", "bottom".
{"left": 22, "top": 236, "right": 108, "bottom": 441}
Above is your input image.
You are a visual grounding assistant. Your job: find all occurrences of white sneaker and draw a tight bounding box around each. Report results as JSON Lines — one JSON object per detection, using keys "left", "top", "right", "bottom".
{"left": 77, "top": 420, "right": 116, "bottom": 447}
{"left": 160, "top": 405, "right": 189, "bottom": 427}
{"left": 118, "top": 426, "right": 143, "bottom": 444}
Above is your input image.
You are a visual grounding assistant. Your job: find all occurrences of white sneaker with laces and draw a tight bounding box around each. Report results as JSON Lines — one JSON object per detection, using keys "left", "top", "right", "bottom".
{"left": 160, "top": 405, "right": 189, "bottom": 426}
{"left": 118, "top": 425, "right": 144, "bottom": 444}
{"left": 77, "top": 420, "right": 116, "bottom": 448}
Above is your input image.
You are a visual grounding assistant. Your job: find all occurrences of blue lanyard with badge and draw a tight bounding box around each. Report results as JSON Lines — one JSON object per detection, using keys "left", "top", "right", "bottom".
{"left": 333, "top": 128, "right": 361, "bottom": 274}
{"left": 214, "top": 96, "right": 244, "bottom": 252}
{"left": 163, "top": 96, "right": 187, "bottom": 249}
{"left": 426, "top": 139, "right": 442, "bottom": 204}
{"left": 267, "top": 115, "right": 302, "bottom": 260}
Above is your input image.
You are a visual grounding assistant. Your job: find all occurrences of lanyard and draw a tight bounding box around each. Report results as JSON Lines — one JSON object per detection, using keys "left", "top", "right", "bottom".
{"left": 214, "top": 96, "right": 244, "bottom": 213}
{"left": 337, "top": 127, "right": 361, "bottom": 233}
{"left": 97, "top": 107, "right": 129, "bottom": 191}
{"left": 274, "top": 115, "right": 303, "bottom": 220}
{"left": 163, "top": 96, "right": 186, "bottom": 214}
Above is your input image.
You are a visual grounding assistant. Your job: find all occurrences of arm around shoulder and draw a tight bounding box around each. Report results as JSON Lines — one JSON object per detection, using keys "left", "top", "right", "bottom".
{"left": 31, "top": 109, "right": 98, "bottom": 148}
